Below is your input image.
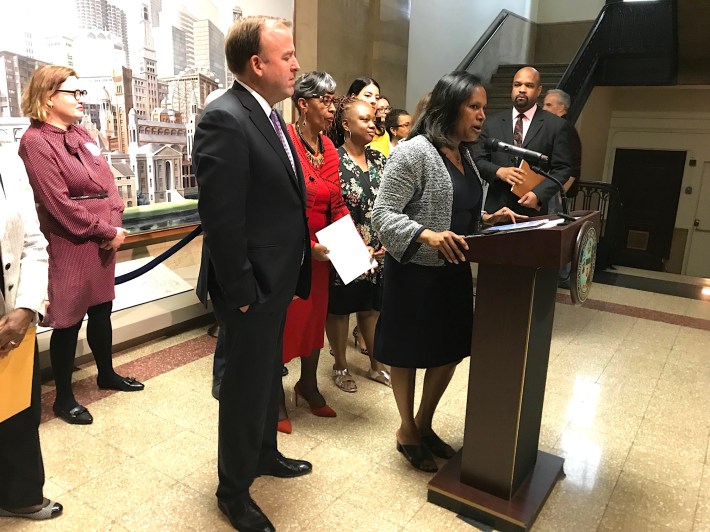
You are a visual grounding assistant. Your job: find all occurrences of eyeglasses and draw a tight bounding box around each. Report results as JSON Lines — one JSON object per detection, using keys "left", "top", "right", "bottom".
{"left": 56, "top": 89, "right": 88, "bottom": 100}
{"left": 377, "top": 106, "right": 392, "bottom": 113}
{"left": 311, "top": 94, "right": 335, "bottom": 107}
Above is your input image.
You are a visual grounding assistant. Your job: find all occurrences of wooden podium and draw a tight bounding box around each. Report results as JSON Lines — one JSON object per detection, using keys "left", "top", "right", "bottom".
{"left": 427, "top": 211, "right": 600, "bottom": 531}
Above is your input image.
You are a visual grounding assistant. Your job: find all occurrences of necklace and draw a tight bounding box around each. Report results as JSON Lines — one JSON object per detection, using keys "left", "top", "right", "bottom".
{"left": 442, "top": 147, "right": 462, "bottom": 166}
{"left": 296, "top": 124, "right": 324, "bottom": 168}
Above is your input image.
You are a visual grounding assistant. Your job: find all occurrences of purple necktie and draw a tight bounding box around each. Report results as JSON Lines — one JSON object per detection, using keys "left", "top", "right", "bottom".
{"left": 513, "top": 113, "right": 524, "bottom": 147}
{"left": 269, "top": 109, "right": 296, "bottom": 175}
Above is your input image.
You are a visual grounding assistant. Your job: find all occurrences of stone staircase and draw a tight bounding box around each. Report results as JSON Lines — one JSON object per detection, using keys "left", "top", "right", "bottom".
{"left": 484, "top": 63, "right": 568, "bottom": 116}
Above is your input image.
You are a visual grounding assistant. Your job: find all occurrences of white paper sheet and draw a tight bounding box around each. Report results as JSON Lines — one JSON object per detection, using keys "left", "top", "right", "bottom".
{"left": 315, "top": 215, "right": 377, "bottom": 285}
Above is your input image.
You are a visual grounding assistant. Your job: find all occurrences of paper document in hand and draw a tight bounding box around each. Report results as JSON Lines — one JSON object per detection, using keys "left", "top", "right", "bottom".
{"left": 0, "top": 326, "right": 36, "bottom": 423}
{"left": 511, "top": 160, "right": 545, "bottom": 198}
{"left": 315, "top": 215, "right": 377, "bottom": 285}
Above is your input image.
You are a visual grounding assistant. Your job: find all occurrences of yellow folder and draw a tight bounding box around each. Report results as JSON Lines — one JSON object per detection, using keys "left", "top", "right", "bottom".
{"left": 0, "top": 326, "right": 36, "bottom": 423}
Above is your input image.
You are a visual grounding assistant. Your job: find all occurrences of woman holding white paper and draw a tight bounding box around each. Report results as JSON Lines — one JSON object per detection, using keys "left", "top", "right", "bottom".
{"left": 326, "top": 96, "right": 390, "bottom": 392}
{"left": 0, "top": 144, "right": 62, "bottom": 521}
{"left": 372, "top": 72, "right": 524, "bottom": 472}
{"left": 277, "top": 72, "right": 350, "bottom": 433}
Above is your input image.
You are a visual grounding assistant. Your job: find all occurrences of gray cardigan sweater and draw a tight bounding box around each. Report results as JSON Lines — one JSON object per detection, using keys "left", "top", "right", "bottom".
{"left": 372, "top": 135, "right": 488, "bottom": 267}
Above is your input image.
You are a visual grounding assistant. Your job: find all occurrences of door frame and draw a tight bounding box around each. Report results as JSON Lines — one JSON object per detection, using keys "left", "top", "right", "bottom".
{"left": 604, "top": 110, "right": 710, "bottom": 275}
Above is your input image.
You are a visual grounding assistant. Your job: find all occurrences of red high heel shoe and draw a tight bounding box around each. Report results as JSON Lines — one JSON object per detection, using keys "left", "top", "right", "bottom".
{"left": 294, "top": 383, "right": 336, "bottom": 417}
{"left": 277, "top": 418, "right": 292, "bottom": 434}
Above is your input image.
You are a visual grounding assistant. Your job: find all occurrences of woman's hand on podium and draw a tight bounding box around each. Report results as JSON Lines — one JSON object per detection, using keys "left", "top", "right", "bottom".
{"left": 417, "top": 229, "right": 468, "bottom": 264}
{"left": 482, "top": 207, "right": 528, "bottom": 226}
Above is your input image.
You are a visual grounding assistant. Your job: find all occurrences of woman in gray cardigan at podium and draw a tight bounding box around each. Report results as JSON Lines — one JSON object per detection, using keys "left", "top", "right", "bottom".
{"left": 372, "top": 71, "right": 524, "bottom": 472}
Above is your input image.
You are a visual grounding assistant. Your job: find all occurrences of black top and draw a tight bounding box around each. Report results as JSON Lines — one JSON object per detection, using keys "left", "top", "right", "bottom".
{"left": 442, "top": 151, "right": 483, "bottom": 236}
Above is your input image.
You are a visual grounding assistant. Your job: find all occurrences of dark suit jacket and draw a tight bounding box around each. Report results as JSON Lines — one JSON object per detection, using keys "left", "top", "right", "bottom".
{"left": 194, "top": 82, "right": 311, "bottom": 312}
{"left": 473, "top": 106, "right": 574, "bottom": 216}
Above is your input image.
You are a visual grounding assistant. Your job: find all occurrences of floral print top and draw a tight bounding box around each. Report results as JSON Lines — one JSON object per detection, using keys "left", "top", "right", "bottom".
{"left": 335, "top": 145, "right": 386, "bottom": 285}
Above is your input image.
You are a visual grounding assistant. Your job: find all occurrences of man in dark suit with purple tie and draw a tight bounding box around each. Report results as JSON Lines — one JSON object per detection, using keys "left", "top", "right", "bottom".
{"left": 193, "top": 16, "right": 311, "bottom": 532}
{"left": 473, "top": 66, "right": 575, "bottom": 217}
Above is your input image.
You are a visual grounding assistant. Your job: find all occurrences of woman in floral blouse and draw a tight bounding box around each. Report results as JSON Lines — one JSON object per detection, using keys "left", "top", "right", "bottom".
{"left": 325, "top": 96, "right": 390, "bottom": 393}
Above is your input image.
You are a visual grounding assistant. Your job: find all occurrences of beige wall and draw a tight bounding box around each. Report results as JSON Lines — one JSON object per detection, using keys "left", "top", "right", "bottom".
{"left": 534, "top": 20, "right": 594, "bottom": 63}
{"left": 576, "top": 86, "right": 710, "bottom": 274}
{"left": 294, "top": 0, "right": 409, "bottom": 109}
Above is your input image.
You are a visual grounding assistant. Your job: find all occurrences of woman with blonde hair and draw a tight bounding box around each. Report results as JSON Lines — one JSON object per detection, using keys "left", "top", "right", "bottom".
{"left": 19, "top": 65, "right": 143, "bottom": 426}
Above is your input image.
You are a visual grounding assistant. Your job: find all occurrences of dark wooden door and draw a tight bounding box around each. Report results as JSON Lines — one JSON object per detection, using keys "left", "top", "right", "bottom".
{"left": 611, "top": 148, "right": 686, "bottom": 271}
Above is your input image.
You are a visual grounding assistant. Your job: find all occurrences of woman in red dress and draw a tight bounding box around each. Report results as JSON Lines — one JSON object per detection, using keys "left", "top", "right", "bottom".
{"left": 278, "top": 71, "right": 350, "bottom": 433}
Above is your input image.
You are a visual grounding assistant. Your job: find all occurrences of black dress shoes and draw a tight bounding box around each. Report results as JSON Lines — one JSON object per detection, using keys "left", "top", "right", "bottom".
{"left": 53, "top": 403, "right": 93, "bottom": 425}
{"left": 212, "top": 380, "right": 221, "bottom": 400}
{"left": 256, "top": 453, "right": 312, "bottom": 478}
{"left": 217, "top": 496, "right": 274, "bottom": 532}
{"left": 97, "top": 375, "right": 145, "bottom": 392}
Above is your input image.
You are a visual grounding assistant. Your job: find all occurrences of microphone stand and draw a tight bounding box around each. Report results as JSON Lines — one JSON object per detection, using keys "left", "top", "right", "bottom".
{"left": 530, "top": 165, "right": 576, "bottom": 224}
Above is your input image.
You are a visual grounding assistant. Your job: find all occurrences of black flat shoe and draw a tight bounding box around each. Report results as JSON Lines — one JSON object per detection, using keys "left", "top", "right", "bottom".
{"left": 53, "top": 403, "right": 93, "bottom": 425}
{"left": 396, "top": 441, "right": 438, "bottom": 472}
{"left": 256, "top": 453, "right": 312, "bottom": 478}
{"left": 97, "top": 375, "right": 144, "bottom": 392}
{"left": 217, "top": 496, "right": 274, "bottom": 532}
{"left": 421, "top": 432, "right": 457, "bottom": 459}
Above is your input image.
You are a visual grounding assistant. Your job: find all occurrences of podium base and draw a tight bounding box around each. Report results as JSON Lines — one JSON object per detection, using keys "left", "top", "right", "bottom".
{"left": 427, "top": 451, "right": 564, "bottom": 532}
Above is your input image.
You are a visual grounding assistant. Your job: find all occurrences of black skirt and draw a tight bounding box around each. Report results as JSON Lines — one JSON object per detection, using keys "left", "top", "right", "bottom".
{"left": 374, "top": 253, "right": 473, "bottom": 368}
{"left": 328, "top": 276, "right": 382, "bottom": 315}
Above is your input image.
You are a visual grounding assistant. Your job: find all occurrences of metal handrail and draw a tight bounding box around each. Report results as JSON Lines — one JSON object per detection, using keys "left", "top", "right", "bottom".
{"left": 456, "top": 10, "right": 512, "bottom": 71}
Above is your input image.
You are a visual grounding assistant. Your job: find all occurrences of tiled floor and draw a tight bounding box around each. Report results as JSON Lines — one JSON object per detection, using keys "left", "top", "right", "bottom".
{"left": 1, "top": 276, "right": 709, "bottom": 531}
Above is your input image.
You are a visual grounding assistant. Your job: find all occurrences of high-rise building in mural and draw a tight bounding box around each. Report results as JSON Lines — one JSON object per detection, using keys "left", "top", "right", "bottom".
{"left": 193, "top": 19, "right": 225, "bottom": 87}
{"left": 75, "top": 0, "right": 130, "bottom": 66}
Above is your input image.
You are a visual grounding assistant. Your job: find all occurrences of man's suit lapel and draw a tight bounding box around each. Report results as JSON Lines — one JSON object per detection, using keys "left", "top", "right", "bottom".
{"left": 523, "top": 108, "right": 545, "bottom": 148}
{"left": 497, "top": 115, "right": 514, "bottom": 144}
{"left": 233, "top": 87, "right": 302, "bottom": 196}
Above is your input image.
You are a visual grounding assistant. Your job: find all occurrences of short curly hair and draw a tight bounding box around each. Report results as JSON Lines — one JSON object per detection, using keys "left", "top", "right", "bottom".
{"left": 22, "top": 65, "right": 77, "bottom": 123}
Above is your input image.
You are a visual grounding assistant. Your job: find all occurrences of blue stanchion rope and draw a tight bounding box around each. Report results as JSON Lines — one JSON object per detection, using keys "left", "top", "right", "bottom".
{"left": 115, "top": 225, "right": 202, "bottom": 285}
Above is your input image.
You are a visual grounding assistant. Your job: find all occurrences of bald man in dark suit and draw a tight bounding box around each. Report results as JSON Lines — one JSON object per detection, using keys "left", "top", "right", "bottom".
{"left": 474, "top": 66, "right": 575, "bottom": 217}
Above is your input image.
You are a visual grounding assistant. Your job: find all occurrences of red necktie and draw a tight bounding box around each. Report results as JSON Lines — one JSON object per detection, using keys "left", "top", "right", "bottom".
{"left": 513, "top": 113, "right": 524, "bottom": 147}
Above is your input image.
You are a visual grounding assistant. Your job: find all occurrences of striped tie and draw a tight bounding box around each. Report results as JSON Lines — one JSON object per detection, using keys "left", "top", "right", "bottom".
{"left": 270, "top": 109, "right": 296, "bottom": 175}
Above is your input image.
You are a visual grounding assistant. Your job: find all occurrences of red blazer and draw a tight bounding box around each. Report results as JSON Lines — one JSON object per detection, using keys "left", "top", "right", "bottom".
{"left": 19, "top": 122, "right": 123, "bottom": 328}
{"left": 287, "top": 124, "right": 349, "bottom": 247}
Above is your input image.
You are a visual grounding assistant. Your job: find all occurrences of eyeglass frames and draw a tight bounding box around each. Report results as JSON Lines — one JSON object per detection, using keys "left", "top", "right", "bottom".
{"left": 56, "top": 89, "right": 88, "bottom": 100}
{"left": 310, "top": 94, "right": 335, "bottom": 107}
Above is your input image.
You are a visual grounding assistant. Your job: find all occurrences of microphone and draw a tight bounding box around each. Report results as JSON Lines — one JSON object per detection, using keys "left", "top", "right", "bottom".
{"left": 485, "top": 138, "right": 549, "bottom": 164}
{"left": 530, "top": 165, "right": 576, "bottom": 223}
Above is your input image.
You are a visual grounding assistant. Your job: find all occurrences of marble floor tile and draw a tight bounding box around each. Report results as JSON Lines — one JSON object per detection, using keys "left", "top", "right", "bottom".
{"left": 338, "top": 463, "right": 429, "bottom": 526}
{"left": 633, "top": 417, "right": 710, "bottom": 464}
{"left": 41, "top": 435, "right": 133, "bottom": 494}
{"left": 695, "top": 495, "right": 710, "bottom": 531}
{"left": 70, "top": 462, "right": 177, "bottom": 521}
{"left": 607, "top": 470, "right": 698, "bottom": 530}
{"left": 625, "top": 319, "right": 681, "bottom": 349}
{"left": 118, "top": 482, "right": 230, "bottom": 531}
{"left": 23, "top": 282, "right": 710, "bottom": 531}
{"left": 405, "top": 501, "right": 488, "bottom": 531}
{"left": 307, "top": 498, "right": 400, "bottom": 531}
{"left": 623, "top": 442, "right": 704, "bottom": 491}
{"left": 598, "top": 504, "right": 681, "bottom": 531}
{"left": 134, "top": 429, "right": 214, "bottom": 481}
